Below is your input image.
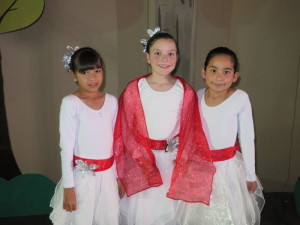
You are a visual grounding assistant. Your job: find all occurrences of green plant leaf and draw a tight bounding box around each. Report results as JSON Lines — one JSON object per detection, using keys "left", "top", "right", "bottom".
{"left": 0, "top": 0, "right": 44, "bottom": 34}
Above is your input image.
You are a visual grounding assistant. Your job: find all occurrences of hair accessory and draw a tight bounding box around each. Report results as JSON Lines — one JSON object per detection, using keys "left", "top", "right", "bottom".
{"left": 140, "top": 27, "right": 161, "bottom": 53}
{"left": 62, "top": 46, "right": 80, "bottom": 70}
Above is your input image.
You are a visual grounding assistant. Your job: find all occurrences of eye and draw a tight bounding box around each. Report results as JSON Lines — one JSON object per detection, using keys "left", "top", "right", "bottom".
{"left": 224, "top": 70, "right": 231, "bottom": 74}
{"left": 80, "top": 71, "right": 88, "bottom": 75}
{"left": 168, "top": 52, "right": 176, "bottom": 57}
{"left": 153, "top": 51, "right": 161, "bottom": 56}
{"left": 95, "top": 69, "right": 102, "bottom": 73}
{"left": 210, "top": 68, "right": 217, "bottom": 73}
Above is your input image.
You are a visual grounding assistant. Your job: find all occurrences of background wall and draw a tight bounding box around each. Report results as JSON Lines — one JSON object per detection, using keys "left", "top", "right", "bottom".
{"left": 0, "top": 0, "right": 299, "bottom": 192}
{"left": 193, "top": 0, "right": 300, "bottom": 192}
{"left": 0, "top": 0, "right": 124, "bottom": 183}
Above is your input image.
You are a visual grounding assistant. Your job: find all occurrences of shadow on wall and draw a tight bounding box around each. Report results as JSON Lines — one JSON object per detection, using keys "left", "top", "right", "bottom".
{"left": 116, "top": 0, "right": 145, "bottom": 29}
{"left": 200, "top": 0, "right": 266, "bottom": 27}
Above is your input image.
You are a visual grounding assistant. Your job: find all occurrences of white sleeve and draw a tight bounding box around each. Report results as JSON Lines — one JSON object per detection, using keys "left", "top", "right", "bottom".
{"left": 112, "top": 96, "right": 118, "bottom": 178}
{"left": 59, "top": 98, "right": 76, "bottom": 188}
{"left": 238, "top": 94, "right": 257, "bottom": 181}
{"left": 112, "top": 96, "right": 118, "bottom": 130}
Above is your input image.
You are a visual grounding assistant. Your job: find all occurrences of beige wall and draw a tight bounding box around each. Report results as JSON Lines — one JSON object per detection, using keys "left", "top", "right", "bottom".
{"left": 116, "top": 0, "right": 148, "bottom": 93}
{"left": 194, "top": 0, "right": 300, "bottom": 192}
{"left": 231, "top": 1, "right": 300, "bottom": 192}
{"left": 1, "top": 0, "right": 299, "bottom": 192}
{"left": 0, "top": 0, "right": 121, "bottom": 183}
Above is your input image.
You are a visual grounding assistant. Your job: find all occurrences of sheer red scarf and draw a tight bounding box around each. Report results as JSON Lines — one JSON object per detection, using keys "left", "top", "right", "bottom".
{"left": 114, "top": 74, "right": 216, "bottom": 204}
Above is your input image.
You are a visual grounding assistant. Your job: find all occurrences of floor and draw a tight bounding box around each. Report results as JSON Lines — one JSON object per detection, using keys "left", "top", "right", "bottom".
{"left": 0, "top": 192, "right": 299, "bottom": 225}
{"left": 261, "top": 192, "right": 300, "bottom": 225}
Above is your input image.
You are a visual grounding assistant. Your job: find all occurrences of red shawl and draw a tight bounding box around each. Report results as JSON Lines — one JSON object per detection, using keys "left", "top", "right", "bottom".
{"left": 114, "top": 74, "right": 216, "bottom": 204}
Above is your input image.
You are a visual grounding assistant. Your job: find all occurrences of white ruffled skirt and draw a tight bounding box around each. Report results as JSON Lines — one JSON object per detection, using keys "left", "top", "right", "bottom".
{"left": 175, "top": 151, "right": 265, "bottom": 225}
{"left": 119, "top": 150, "right": 179, "bottom": 225}
{"left": 49, "top": 167, "right": 119, "bottom": 225}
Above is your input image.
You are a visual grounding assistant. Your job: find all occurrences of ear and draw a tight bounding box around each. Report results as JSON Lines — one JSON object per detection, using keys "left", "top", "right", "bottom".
{"left": 200, "top": 68, "right": 206, "bottom": 79}
{"left": 146, "top": 53, "right": 151, "bottom": 64}
{"left": 71, "top": 71, "right": 77, "bottom": 82}
{"left": 233, "top": 72, "right": 240, "bottom": 82}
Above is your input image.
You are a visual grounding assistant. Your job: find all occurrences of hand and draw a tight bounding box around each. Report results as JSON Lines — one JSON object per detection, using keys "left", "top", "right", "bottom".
{"left": 247, "top": 181, "right": 257, "bottom": 193}
{"left": 172, "top": 159, "right": 177, "bottom": 166}
{"left": 117, "top": 178, "right": 125, "bottom": 199}
{"left": 63, "top": 188, "right": 77, "bottom": 212}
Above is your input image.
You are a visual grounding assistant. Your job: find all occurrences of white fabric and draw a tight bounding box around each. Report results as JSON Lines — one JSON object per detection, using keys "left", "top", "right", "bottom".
{"left": 59, "top": 94, "right": 118, "bottom": 188}
{"left": 175, "top": 88, "right": 265, "bottom": 225}
{"left": 50, "top": 93, "right": 119, "bottom": 225}
{"left": 50, "top": 167, "right": 119, "bottom": 225}
{"left": 119, "top": 78, "right": 184, "bottom": 225}
{"left": 176, "top": 152, "right": 264, "bottom": 225}
{"left": 198, "top": 88, "right": 256, "bottom": 181}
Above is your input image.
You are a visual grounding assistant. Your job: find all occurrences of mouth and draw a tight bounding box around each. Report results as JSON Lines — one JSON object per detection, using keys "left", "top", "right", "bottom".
{"left": 213, "top": 83, "right": 226, "bottom": 87}
{"left": 158, "top": 64, "right": 171, "bottom": 69}
{"left": 88, "top": 83, "right": 99, "bottom": 88}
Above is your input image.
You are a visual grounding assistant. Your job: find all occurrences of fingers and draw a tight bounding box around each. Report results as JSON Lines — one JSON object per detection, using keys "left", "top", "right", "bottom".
{"left": 247, "top": 181, "right": 257, "bottom": 193}
{"left": 117, "top": 178, "right": 125, "bottom": 199}
{"left": 63, "top": 188, "right": 77, "bottom": 212}
{"left": 172, "top": 160, "right": 176, "bottom": 166}
{"left": 119, "top": 187, "right": 125, "bottom": 199}
{"left": 63, "top": 201, "right": 77, "bottom": 212}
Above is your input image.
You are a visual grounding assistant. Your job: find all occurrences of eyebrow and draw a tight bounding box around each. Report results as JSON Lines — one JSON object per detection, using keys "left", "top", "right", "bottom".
{"left": 152, "top": 48, "right": 176, "bottom": 52}
{"left": 208, "top": 66, "right": 233, "bottom": 70}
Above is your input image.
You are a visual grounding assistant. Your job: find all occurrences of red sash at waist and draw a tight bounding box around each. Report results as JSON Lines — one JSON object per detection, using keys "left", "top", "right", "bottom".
{"left": 148, "top": 134, "right": 179, "bottom": 150}
{"left": 211, "top": 142, "right": 240, "bottom": 162}
{"left": 73, "top": 155, "right": 114, "bottom": 172}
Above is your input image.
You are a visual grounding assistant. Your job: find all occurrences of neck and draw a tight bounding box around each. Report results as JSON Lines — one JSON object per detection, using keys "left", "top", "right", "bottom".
{"left": 207, "top": 88, "right": 232, "bottom": 97}
{"left": 75, "top": 90, "right": 102, "bottom": 99}
{"left": 147, "top": 73, "right": 174, "bottom": 84}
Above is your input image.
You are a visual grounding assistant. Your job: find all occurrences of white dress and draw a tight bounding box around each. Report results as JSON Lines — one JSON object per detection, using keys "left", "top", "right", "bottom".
{"left": 176, "top": 88, "right": 265, "bottom": 225}
{"left": 50, "top": 93, "right": 120, "bottom": 225}
{"left": 119, "top": 78, "right": 184, "bottom": 225}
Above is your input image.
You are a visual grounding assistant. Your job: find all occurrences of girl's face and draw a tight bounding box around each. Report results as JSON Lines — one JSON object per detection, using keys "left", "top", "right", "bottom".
{"left": 72, "top": 68, "right": 103, "bottom": 93}
{"left": 146, "top": 38, "right": 178, "bottom": 77}
{"left": 201, "top": 54, "right": 239, "bottom": 93}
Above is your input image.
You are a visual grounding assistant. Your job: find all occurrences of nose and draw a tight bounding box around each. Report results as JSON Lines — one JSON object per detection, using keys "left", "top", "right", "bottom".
{"left": 216, "top": 72, "right": 225, "bottom": 80}
{"left": 160, "top": 54, "right": 168, "bottom": 62}
{"left": 87, "top": 72, "right": 97, "bottom": 80}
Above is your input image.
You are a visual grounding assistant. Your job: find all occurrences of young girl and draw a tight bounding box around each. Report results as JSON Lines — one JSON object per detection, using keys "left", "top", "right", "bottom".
{"left": 177, "top": 47, "right": 265, "bottom": 225}
{"left": 114, "top": 28, "right": 216, "bottom": 225}
{"left": 49, "top": 47, "right": 119, "bottom": 225}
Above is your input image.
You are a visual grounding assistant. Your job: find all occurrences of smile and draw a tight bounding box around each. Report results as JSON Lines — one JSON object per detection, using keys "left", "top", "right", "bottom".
{"left": 158, "top": 64, "right": 171, "bottom": 68}
{"left": 213, "top": 83, "right": 225, "bottom": 86}
{"left": 88, "top": 83, "right": 98, "bottom": 87}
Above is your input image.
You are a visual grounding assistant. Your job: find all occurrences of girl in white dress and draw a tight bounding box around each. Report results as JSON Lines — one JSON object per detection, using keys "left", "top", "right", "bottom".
{"left": 177, "top": 47, "right": 265, "bottom": 225}
{"left": 114, "top": 28, "right": 215, "bottom": 225}
{"left": 50, "top": 47, "right": 119, "bottom": 225}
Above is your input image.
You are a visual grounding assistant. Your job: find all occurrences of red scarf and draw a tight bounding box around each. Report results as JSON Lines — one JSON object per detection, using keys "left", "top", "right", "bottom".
{"left": 114, "top": 75, "right": 216, "bottom": 204}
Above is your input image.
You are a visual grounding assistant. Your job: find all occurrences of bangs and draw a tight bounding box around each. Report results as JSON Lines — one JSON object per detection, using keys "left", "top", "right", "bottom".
{"left": 78, "top": 62, "right": 102, "bottom": 73}
{"left": 76, "top": 51, "right": 102, "bottom": 73}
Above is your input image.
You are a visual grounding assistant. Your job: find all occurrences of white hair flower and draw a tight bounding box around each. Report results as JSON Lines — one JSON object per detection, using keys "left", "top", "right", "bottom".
{"left": 62, "top": 46, "right": 80, "bottom": 70}
{"left": 140, "top": 27, "right": 161, "bottom": 53}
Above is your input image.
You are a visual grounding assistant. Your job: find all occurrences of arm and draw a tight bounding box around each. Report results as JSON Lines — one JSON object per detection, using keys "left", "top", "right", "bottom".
{"left": 237, "top": 93, "right": 257, "bottom": 192}
{"left": 59, "top": 97, "right": 77, "bottom": 209}
{"left": 111, "top": 96, "right": 126, "bottom": 198}
{"left": 63, "top": 188, "right": 77, "bottom": 211}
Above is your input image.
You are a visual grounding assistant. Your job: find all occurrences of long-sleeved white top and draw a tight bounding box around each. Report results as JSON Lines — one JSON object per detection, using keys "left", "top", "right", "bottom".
{"left": 138, "top": 78, "right": 183, "bottom": 140}
{"left": 59, "top": 93, "right": 118, "bottom": 188}
{"left": 197, "top": 88, "right": 256, "bottom": 181}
